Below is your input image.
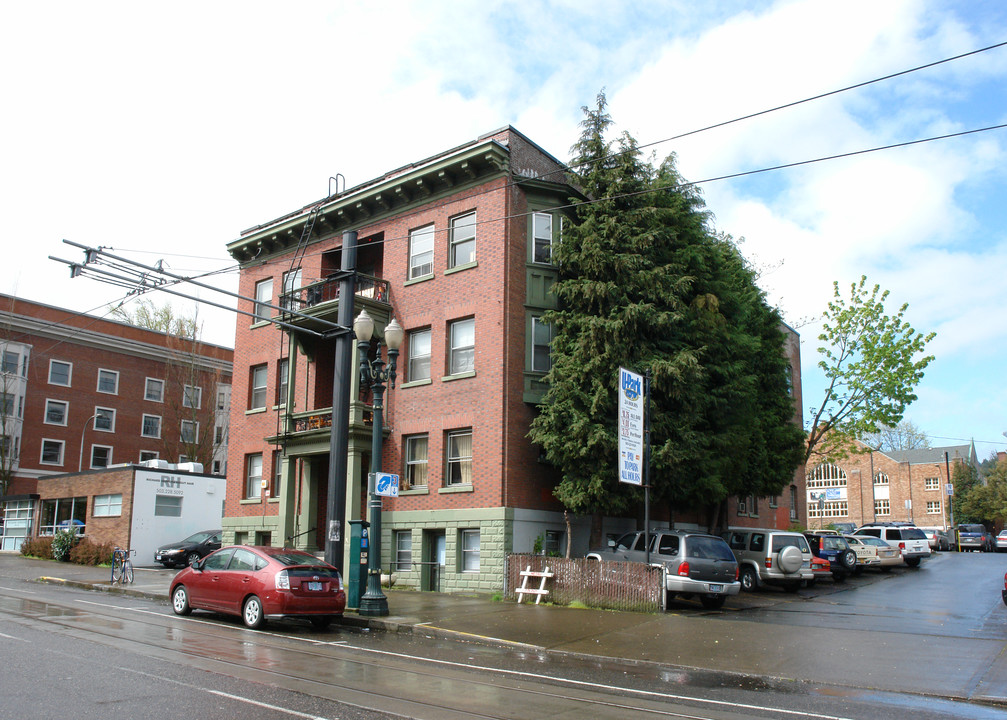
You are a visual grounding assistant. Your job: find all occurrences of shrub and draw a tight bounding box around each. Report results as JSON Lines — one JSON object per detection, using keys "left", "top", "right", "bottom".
{"left": 20, "top": 536, "right": 55, "bottom": 560}
{"left": 51, "top": 526, "right": 78, "bottom": 561}
{"left": 69, "top": 539, "right": 117, "bottom": 566}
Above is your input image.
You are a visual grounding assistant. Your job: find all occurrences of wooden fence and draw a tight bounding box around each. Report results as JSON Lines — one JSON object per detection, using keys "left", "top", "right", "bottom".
{"left": 505, "top": 554, "right": 663, "bottom": 613}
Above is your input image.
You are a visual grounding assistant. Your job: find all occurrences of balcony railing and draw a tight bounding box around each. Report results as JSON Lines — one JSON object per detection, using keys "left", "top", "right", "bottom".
{"left": 287, "top": 406, "right": 374, "bottom": 435}
{"left": 280, "top": 273, "right": 390, "bottom": 315}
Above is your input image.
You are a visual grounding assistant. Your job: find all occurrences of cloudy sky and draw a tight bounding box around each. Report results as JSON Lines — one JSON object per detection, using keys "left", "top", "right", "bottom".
{"left": 2, "top": 0, "right": 1005, "bottom": 456}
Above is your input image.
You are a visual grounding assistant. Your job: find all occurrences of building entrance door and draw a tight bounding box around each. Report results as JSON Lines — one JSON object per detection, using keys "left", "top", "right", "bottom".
{"left": 423, "top": 531, "right": 446, "bottom": 592}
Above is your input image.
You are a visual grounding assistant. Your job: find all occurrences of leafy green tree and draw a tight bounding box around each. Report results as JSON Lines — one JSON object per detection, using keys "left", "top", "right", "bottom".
{"left": 805, "top": 277, "right": 935, "bottom": 463}
{"left": 957, "top": 459, "right": 1006, "bottom": 526}
{"left": 529, "top": 93, "right": 804, "bottom": 541}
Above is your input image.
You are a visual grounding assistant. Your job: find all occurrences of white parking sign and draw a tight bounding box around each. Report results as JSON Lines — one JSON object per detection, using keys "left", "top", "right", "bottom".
{"left": 618, "top": 367, "right": 644, "bottom": 486}
{"left": 373, "top": 472, "right": 399, "bottom": 498}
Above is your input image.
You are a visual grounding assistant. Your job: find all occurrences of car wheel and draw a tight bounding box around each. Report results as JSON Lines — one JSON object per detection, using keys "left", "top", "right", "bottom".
{"left": 804, "top": 578, "right": 816, "bottom": 588}
{"left": 701, "top": 595, "right": 726, "bottom": 610}
{"left": 740, "top": 566, "right": 758, "bottom": 592}
{"left": 840, "top": 550, "right": 857, "bottom": 570}
{"left": 171, "top": 585, "right": 191, "bottom": 616}
{"left": 832, "top": 572, "right": 846, "bottom": 583}
{"left": 187, "top": 552, "right": 201, "bottom": 566}
{"left": 778, "top": 545, "right": 804, "bottom": 574}
{"left": 905, "top": 558, "right": 921, "bottom": 568}
{"left": 309, "top": 616, "right": 332, "bottom": 629}
{"left": 243, "top": 595, "right": 265, "bottom": 629}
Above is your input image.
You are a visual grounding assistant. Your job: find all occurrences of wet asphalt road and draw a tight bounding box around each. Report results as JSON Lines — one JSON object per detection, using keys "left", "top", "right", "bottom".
{"left": 1, "top": 550, "right": 1006, "bottom": 718}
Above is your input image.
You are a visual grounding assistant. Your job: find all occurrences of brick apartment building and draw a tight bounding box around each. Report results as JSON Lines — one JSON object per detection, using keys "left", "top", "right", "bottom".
{"left": 222, "top": 126, "right": 806, "bottom": 593}
{"left": 804, "top": 439, "right": 977, "bottom": 530}
{"left": 0, "top": 294, "right": 232, "bottom": 551}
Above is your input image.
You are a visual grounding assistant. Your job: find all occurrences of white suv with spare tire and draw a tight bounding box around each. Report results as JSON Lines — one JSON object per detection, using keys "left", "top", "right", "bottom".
{"left": 853, "top": 522, "right": 930, "bottom": 567}
{"left": 723, "top": 528, "right": 814, "bottom": 592}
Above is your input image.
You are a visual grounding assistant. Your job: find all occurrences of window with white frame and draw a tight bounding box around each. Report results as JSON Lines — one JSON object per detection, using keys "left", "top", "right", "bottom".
{"left": 404, "top": 434, "right": 428, "bottom": 488}
{"left": 249, "top": 365, "right": 267, "bottom": 410}
{"left": 808, "top": 463, "right": 848, "bottom": 487}
{"left": 408, "top": 329, "right": 431, "bottom": 382}
{"left": 154, "top": 495, "right": 182, "bottom": 517}
{"left": 926, "top": 500, "right": 942, "bottom": 514}
{"left": 94, "top": 407, "right": 115, "bottom": 432}
{"left": 448, "top": 318, "right": 475, "bottom": 375}
{"left": 531, "top": 317, "right": 552, "bottom": 373}
{"left": 254, "top": 278, "right": 272, "bottom": 322}
{"left": 446, "top": 429, "right": 472, "bottom": 486}
{"left": 2, "top": 350, "right": 19, "bottom": 374}
{"left": 875, "top": 499, "right": 890, "bottom": 516}
{"left": 142, "top": 414, "right": 161, "bottom": 438}
{"left": 449, "top": 211, "right": 476, "bottom": 267}
{"left": 461, "top": 529, "right": 480, "bottom": 572}
{"left": 93, "top": 493, "right": 122, "bottom": 517}
{"left": 41, "top": 439, "right": 64, "bottom": 465}
{"left": 0, "top": 393, "right": 13, "bottom": 418}
{"left": 874, "top": 471, "right": 889, "bottom": 485}
{"left": 180, "top": 420, "right": 198, "bottom": 444}
{"left": 408, "top": 224, "right": 434, "bottom": 279}
{"left": 91, "top": 445, "right": 112, "bottom": 469}
{"left": 97, "top": 369, "right": 118, "bottom": 394}
{"left": 139, "top": 450, "right": 158, "bottom": 463}
{"left": 276, "top": 358, "right": 288, "bottom": 405}
{"left": 0, "top": 434, "right": 16, "bottom": 461}
{"left": 246, "top": 453, "right": 263, "bottom": 499}
{"left": 183, "top": 385, "right": 202, "bottom": 409}
{"left": 394, "top": 530, "right": 413, "bottom": 572}
{"left": 271, "top": 450, "right": 282, "bottom": 498}
{"left": 49, "top": 360, "right": 71, "bottom": 386}
{"left": 44, "top": 399, "right": 68, "bottom": 426}
{"left": 925, "top": 476, "right": 940, "bottom": 491}
{"left": 281, "top": 269, "right": 302, "bottom": 310}
{"left": 808, "top": 500, "right": 848, "bottom": 518}
{"left": 533, "top": 212, "right": 555, "bottom": 264}
{"left": 145, "top": 378, "right": 164, "bottom": 402}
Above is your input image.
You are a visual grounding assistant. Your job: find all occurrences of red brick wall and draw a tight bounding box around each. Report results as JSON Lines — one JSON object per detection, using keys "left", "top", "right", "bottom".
{"left": 35, "top": 467, "right": 136, "bottom": 549}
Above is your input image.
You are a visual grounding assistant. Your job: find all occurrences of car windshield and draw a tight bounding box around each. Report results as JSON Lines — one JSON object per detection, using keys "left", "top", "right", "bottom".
{"left": 858, "top": 536, "right": 887, "bottom": 547}
{"left": 612, "top": 533, "right": 638, "bottom": 552}
{"left": 685, "top": 536, "right": 735, "bottom": 561}
{"left": 901, "top": 528, "right": 926, "bottom": 540}
{"left": 959, "top": 525, "right": 984, "bottom": 533}
{"left": 183, "top": 531, "right": 215, "bottom": 543}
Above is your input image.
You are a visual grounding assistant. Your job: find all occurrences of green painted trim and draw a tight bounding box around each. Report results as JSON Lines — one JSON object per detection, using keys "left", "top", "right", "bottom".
{"left": 444, "top": 261, "right": 478, "bottom": 275}
{"left": 404, "top": 274, "right": 435, "bottom": 287}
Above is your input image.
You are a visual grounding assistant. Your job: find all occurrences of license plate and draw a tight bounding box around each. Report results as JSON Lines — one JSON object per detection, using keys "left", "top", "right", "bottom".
{"left": 307, "top": 581, "right": 323, "bottom": 591}
{"left": 709, "top": 584, "right": 723, "bottom": 593}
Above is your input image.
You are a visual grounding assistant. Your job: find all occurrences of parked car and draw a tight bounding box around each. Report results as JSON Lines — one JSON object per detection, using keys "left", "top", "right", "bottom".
{"left": 1003, "top": 571, "right": 1007, "bottom": 606}
{"left": 957, "top": 524, "right": 993, "bottom": 552}
{"left": 155, "top": 529, "right": 222, "bottom": 568}
{"left": 920, "top": 527, "right": 952, "bottom": 552}
{"left": 806, "top": 555, "right": 831, "bottom": 587}
{"left": 170, "top": 545, "right": 346, "bottom": 629}
{"left": 722, "top": 528, "right": 813, "bottom": 593}
{"left": 853, "top": 523, "right": 930, "bottom": 567}
{"left": 843, "top": 534, "right": 881, "bottom": 574}
{"left": 587, "top": 529, "right": 740, "bottom": 609}
{"left": 830, "top": 522, "right": 857, "bottom": 535}
{"left": 803, "top": 532, "right": 858, "bottom": 582}
{"left": 996, "top": 530, "right": 1007, "bottom": 553}
{"left": 852, "top": 535, "right": 902, "bottom": 571}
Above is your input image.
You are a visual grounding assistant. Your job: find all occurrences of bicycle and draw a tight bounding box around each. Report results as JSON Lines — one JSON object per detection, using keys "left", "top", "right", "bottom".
{"left": 111, "top": 547, "right": 134, "bottom": 584}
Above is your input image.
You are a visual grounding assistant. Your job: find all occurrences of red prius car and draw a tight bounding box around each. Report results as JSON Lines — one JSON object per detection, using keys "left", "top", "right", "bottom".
{"left": 170, "top": 545, "right": 346, "bottom": 629}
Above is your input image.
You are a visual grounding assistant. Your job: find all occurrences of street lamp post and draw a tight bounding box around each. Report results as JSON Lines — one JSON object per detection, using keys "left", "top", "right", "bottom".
{"left": 78, "top": 413, "right": 98, "bottom": 472}
{"left": 354, "top": 309, "right": 404, "bottom": 617}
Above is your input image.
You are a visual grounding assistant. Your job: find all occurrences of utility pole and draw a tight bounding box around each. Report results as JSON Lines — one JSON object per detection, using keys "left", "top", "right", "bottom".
{"left": 324, "top": 230, "right": 357, "bottom": 569}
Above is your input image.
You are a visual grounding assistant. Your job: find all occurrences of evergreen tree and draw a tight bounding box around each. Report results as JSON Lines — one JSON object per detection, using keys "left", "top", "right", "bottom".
{"left": 529, "top": 93, "right": 804, "bottom": 537}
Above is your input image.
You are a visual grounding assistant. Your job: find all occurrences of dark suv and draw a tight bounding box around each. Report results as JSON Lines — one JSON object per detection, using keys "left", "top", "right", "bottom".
{"left": 587, "top": 529, "right": 740, "bottom": 609}
{"left": 957, "top": 524, "right": 992, "bottom": 552}
{"left": 803, "top": 532, "right": 858, "bottom": 582}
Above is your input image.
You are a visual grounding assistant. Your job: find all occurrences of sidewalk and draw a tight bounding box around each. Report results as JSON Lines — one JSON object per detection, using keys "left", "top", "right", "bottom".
{"left": 3, "top": 554, "right": 1006, "bottom": 707}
